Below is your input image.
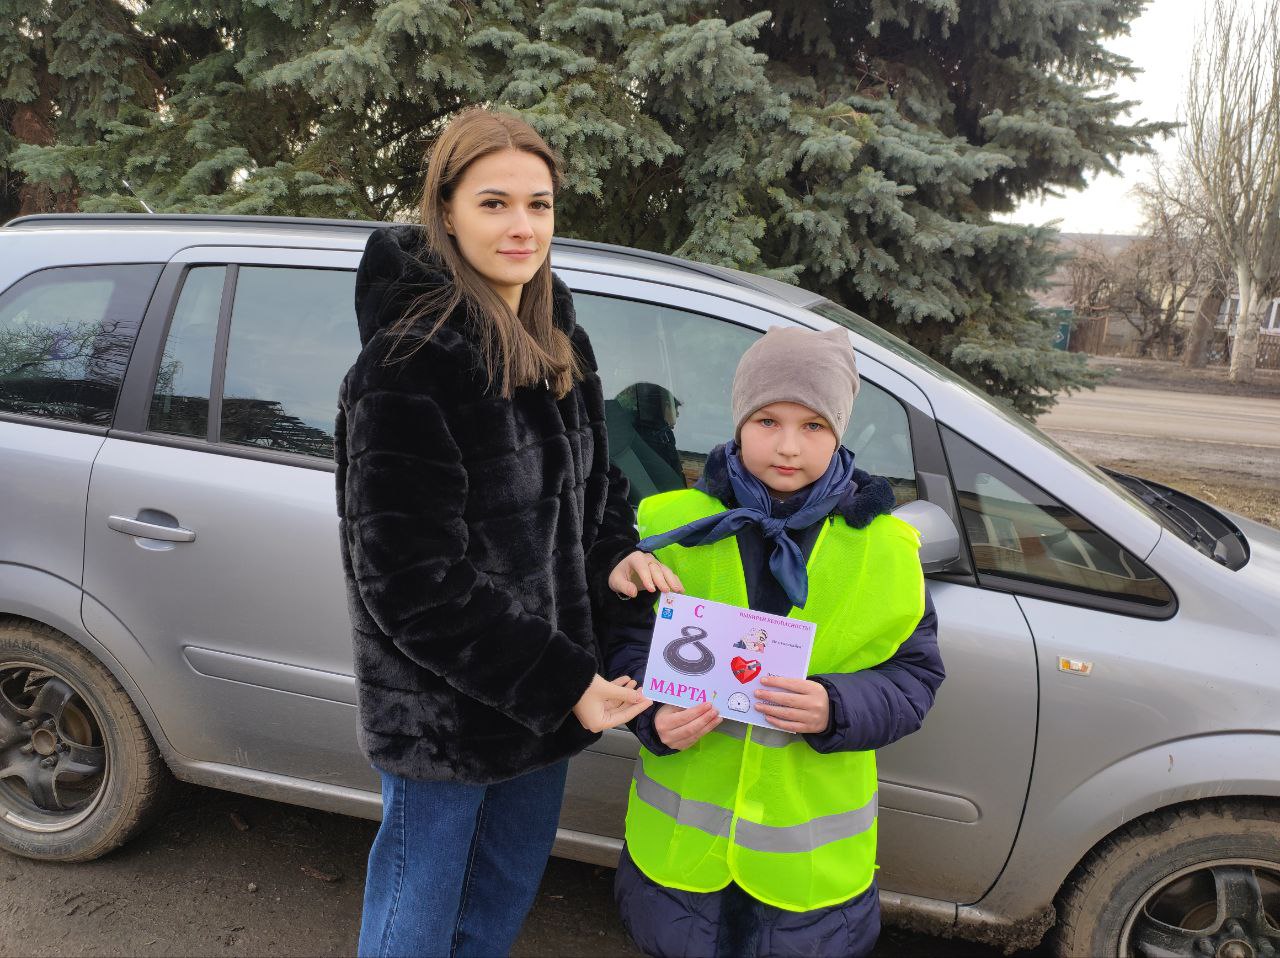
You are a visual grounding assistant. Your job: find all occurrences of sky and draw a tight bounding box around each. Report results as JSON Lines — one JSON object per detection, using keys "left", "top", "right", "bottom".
{"left": 1007, "top": 0, "right": 1206, "bottom": 236}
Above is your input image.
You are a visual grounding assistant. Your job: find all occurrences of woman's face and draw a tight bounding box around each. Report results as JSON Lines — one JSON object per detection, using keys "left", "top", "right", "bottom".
{"left": 443, "top": 148, "right": 555, "bottom": 312}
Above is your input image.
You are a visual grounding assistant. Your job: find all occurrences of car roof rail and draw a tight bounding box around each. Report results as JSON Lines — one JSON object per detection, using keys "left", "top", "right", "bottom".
{"left": 3, "top": 212, "right": 818, "bottom": 306}
{"left": 5, "top": 212, "right": 387, "bottom": 232}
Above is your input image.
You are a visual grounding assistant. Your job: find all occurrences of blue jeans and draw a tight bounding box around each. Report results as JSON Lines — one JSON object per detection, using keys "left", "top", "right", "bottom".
{"left": 358, "top": 761, "right": 569, "bottom": 958}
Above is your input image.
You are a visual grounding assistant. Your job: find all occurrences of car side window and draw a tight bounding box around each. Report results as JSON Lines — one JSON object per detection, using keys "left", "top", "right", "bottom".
{"left": 942, "top": 426, "right": 1174, "bottom": 607}
{"left": 844, "top": 380, "right": 916, "bottom": 505}
{"left": 219, "top": 266, "right": 360, "bottom": 459}
{"left": 574, "top": 293, "right": 759, "bottom": 503}
{"left": 149, "top": 266, "right": 224, "bottom": 439}
{"left": 574, "top": 291, "right": 916, "bottom": 505}
{"left": 0, "top": 264, "right": 161, "bottom": 426}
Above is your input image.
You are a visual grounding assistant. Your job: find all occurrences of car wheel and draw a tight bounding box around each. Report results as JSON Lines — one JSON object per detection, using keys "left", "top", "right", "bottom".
{"left": 0, "top": 619, "right": 172, "bottom": 861}
{"left": 1055, "top": 800, "right": 1280, "bottom": 957}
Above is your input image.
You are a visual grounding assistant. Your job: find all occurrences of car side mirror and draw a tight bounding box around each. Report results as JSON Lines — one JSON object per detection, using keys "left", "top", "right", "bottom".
{"left": 892, "top": 499, "right": 963, "bottom": 574}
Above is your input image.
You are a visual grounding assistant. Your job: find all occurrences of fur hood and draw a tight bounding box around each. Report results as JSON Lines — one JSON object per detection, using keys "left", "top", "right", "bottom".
{"left": 354, "top": 223, "right": 577, "bottom": 348}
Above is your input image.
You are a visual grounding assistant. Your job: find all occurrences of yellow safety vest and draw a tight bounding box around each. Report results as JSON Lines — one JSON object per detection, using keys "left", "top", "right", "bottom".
{"left": 625, "top": 488, "right": 925, "bottom": 912}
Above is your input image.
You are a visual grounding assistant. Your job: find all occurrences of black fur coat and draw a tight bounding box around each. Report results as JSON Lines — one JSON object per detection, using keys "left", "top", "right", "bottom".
{"left": 335, "top": 225, "right": 637, "bottom": 784}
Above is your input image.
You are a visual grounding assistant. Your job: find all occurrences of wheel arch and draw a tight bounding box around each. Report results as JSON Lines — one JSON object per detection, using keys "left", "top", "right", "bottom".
{"left": 1049, "top": 795, "right": 1280, "bottom": 957}
{"left": 976, "top": 733, "right": 1280, "bottom": 924}
{"left": 0, "top": 567, "right": 177, "bottom": 768}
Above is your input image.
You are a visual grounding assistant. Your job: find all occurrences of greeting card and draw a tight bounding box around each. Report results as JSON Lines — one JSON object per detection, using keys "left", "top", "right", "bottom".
{"left": 642, "top": 592, "right": 817, "bottom": 732}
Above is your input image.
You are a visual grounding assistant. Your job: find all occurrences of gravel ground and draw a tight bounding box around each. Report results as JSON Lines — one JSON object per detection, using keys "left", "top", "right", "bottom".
{"left": 1042, "top": 428, "right": 1280, "bottom": 528}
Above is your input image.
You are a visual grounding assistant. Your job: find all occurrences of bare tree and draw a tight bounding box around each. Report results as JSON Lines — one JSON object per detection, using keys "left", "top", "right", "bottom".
{"left": 1064, "top": 238, "right": 1118, "bottom": 322}
{"left": 1144, "top": 161, "right": 1235, "bottom": 366}
{"left": 1131, "top": 175, "right": 1226, "bottom": 361}
{"left": 1178, "top": 0, "right": 1280, "bottom": 382}
{"left": 1106, "top": 244, "right": 1180, "bottom": 357}
{"left": 1063, "top": 220, "right": 1207, "bottom": 359}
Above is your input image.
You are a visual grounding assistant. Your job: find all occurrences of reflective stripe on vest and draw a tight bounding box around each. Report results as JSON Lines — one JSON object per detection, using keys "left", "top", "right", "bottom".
{"left": 711, "top": 727, "right": 788, "bottom": 747}
{"left": 713, "top": 722, "right": 794, "bottom": 748}
{"left": 633, "top": 757, "right": 879, "bottom": 853}
{"left": 625, "top": 487, "right": 924, "bottom": 912}
{"left": 632, "top": 757, "right": 731, "bottom": 838}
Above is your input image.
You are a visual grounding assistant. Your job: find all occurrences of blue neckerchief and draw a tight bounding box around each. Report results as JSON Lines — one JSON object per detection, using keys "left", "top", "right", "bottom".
{"left": 636, "top": 442, "right": 856, "bottom": 608}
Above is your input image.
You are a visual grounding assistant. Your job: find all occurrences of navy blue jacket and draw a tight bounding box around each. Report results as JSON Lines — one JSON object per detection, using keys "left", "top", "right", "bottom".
{"left": 605, "top": 444, "right": 945, "bottom": 958}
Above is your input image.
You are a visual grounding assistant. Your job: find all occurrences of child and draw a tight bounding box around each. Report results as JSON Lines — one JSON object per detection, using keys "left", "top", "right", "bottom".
{"left": 606, "top": 326, "right": 945, "bottom": 958}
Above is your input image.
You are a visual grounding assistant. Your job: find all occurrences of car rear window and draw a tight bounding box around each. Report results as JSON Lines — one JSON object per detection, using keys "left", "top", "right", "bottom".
{"left": 0, "top": 264, "right": 161, "bottom": 426}
{"left": 219, "top": 266, "right": 359, "bottom": 458}
{"left": 147, "top": 265, "right": 359, "bottom": 459}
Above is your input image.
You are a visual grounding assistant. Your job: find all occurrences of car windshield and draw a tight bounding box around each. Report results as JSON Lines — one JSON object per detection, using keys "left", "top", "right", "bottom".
{"left": 810, "top": 301, "right": 1202, "bottom": 547}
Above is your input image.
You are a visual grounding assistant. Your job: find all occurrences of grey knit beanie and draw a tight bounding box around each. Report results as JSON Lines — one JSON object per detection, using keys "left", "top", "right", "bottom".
{"left": 732, "top": 326, "right": 860, "bottom": 439}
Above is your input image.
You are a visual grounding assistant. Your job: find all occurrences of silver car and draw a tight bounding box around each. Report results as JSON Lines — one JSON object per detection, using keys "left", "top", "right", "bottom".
{"left": 1, "top": 214, "right": 1277, "bottom": 957}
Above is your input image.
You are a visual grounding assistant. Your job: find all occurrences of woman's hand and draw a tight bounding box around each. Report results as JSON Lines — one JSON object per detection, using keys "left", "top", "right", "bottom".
{"left": 754, "top": 677, "right": 831, "bottom": 734}
{"left": 572, "top": 674, "right": 651, "bottom": 733}
{"left": 654, "top": 702, "right": 722, "bottom": 750}
{"left": 608, "top": 551, "right": 684, "bottom": 599}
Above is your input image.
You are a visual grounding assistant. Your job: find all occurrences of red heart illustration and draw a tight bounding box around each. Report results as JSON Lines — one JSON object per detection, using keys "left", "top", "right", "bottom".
{"left": 731, "top": 656, "right": 762, "bottom": 684}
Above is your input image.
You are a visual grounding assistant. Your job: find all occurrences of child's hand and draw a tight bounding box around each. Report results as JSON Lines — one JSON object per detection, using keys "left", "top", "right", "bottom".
{"left": 608, "top": 551, "right": 684, "bottom": 599}
{"left": 654, "top": 702, "right": 721, "bottom": 750}
{"left": 754, "top": 677, "right": 831, "bottom": 734}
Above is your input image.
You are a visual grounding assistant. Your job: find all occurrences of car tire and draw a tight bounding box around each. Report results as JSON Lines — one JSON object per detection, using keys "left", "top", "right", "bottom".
{"left": 1054, "top": 800, "right": 1280, "bottom": 957}
{"left": 0, "top": 618, "right": 172, "bottom": 861}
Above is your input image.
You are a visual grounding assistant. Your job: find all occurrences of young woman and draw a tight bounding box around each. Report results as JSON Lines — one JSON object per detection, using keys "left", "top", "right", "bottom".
{"left": 334, "top": 108, "right": 673, "bottom": 958}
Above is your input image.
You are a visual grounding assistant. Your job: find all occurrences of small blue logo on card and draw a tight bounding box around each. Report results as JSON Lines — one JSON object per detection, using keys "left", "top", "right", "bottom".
{"left": 660, "top": 608, "right": 674, "bottom": 619}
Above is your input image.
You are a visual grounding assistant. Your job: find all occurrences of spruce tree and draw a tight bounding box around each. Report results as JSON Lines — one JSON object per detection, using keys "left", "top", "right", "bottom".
{"left": 7, "top": 1, "right": 1169, "bottom": 415}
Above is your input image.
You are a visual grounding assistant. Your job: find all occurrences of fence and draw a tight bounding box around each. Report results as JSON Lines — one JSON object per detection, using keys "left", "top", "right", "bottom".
{"left": 1067, "top": 316, "right": 1108, "bottom": 355}
{"left": 1071, "top": 318, "right": 1280, "bottom": 370}
{"left": 1199, "top": 331, "right": 1280, "bottom": 369}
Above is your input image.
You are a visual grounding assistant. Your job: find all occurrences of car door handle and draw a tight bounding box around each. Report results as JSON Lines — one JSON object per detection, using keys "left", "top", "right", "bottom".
{"left": 107, "top": 515, "right": 197, "bottom": 543}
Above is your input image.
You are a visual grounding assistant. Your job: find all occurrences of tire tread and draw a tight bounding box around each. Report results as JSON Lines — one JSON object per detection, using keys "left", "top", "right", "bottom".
{"left": 1054, "top": 799, "right": 1280, "bottom": 957}
{"left": 0, "top": 617, "right": 173, "bottom": 861}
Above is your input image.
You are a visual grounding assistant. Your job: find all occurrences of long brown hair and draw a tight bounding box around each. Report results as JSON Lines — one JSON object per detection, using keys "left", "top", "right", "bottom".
{"left": 384, "top": 108, "right": 582, "bottom": 398}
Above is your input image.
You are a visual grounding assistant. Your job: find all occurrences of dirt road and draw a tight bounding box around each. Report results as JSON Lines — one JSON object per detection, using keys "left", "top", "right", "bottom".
{"left": 0, "top": 785, "right": 1016, "bottom": 957}
{"left": 1038, "top": 385, "right": 1280, "bottom": 447}
{"left": 1040, "top": 384, "right": 1280, "bottom": 528}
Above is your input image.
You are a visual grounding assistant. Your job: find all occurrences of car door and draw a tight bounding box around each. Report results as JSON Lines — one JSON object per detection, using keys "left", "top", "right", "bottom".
{"left": 935, "top": 425, "right": 1184, "bottom": 899}
{"left": 562, "top": 270, "right": 1039, "bottom": 904}
{"left": 81, "top": 246, "right": 373, "bottom": 787}
{"left": 0, "top": 265, "right": 161, "bottom": 622}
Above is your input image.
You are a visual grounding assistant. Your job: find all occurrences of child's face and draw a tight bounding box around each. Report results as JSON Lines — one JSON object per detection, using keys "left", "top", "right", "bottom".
{"left": 739, "top": 401, "right": 839, "bottom": 498}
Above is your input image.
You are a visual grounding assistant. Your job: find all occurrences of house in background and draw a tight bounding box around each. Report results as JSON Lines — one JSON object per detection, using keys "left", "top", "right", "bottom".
{"left": 1035, "top": 232, "right": 1280, "bottom": 367}
{"left": 1033, "top": 233, "right": 1143, "bottom": 354}
{"left": 1215, "top": 294, "right": 1280, "bottom": 336}
{"left": 1204, "top": 293, "right": 1280, "bottom": 367}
